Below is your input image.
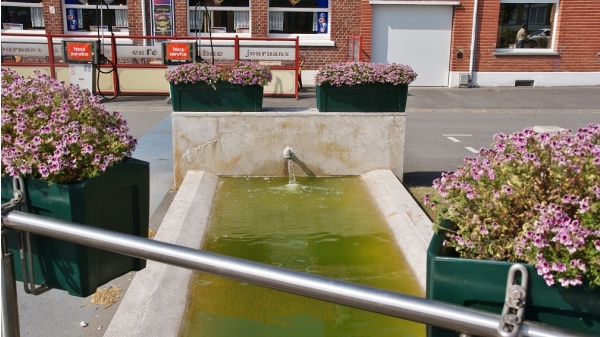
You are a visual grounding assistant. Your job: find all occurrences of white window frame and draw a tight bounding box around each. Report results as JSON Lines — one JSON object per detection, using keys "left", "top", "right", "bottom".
{"left": 495, "top": 0, "right": 559, "bottom": 55}
{"left": 62, "top": 2, "right": 129, "bottom": 35}
{"left": 267, "top": 1, "right": 333, "bottom": 47}
{"left": 1, "top": 1, "right": 45, "bottom": 30}
{"left": 187, "top": 3, "right": 251, "bottom": 36}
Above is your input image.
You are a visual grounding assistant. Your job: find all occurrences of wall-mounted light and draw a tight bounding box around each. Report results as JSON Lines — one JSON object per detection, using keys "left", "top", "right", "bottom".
{"left": 457, "top": 51, "right": 463, "bottom": 59}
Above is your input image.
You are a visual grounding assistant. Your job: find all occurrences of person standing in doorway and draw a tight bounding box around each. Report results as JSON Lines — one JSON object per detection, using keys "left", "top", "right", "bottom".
{"left": 515, "top": 24, "right": 527, "bottom": 48}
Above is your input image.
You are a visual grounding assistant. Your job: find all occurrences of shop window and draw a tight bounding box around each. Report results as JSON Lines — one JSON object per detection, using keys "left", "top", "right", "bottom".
{"left": 1, "top": 1, "right": 44, "bottom": 30}
{"left": 63, "top": 0, "right": 128, "bottom": 33}
{"left": 497, "top": 0, "right": 557, "bottom": 50}
{"left": 268, "top": 0, "right": 329, "bottom": 37}
{"left": 188, "top": 0, "right": 250, "bottom": 34}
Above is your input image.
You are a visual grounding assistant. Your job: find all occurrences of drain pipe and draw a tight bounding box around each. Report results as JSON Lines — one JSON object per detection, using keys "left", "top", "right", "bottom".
{"left": 468, "top": 0, "right": 479, "bottom": 87}
{"left": 141, "top": 0, "right": 147, "bottom": 45}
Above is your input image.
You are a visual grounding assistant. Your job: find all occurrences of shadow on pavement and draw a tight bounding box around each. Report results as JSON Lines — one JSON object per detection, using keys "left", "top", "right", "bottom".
{"left": 403, "top": 171, "right": 449, "bottom": 187}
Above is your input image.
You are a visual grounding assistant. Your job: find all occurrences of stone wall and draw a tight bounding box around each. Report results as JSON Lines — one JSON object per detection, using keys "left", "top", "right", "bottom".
{"left": 172, "top": 111, "right": 406, "bottom": 188}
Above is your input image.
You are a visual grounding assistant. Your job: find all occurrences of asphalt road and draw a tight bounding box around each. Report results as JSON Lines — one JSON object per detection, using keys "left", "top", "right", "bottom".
{"left": 403, "top": 110, "right": 600, "bottom": 186}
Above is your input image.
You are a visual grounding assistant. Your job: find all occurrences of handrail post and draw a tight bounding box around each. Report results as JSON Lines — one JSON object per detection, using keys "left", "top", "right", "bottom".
{"left": 295, "top": 36, "right": 300, "bottom": 100}
{"left": 1, "top": 229, "right": 21, "bottom": 337}
{"left": 234, "top": 35, "right": 240, "bottom": 61}
{"left": 46, "top": 33, "right": 56, "bottom": 79}
{"left": 110, "top": 34, "right": 119, "bottom": 96}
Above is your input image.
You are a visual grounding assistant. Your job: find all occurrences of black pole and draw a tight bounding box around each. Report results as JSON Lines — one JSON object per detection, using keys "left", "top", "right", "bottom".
{"left": 195, "top": 1, "right": 203, "bottom": 62}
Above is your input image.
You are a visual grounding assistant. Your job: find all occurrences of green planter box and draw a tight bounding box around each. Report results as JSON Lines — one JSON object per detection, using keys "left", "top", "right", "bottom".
{"left": 316, "top": 83, "right": 408, "bottom": 112}
{"left": 426, "top": 220, "right": 600, "bottom": 336}
{"left": 170, "top": 82, "right": 264, "bottom": 112}
{"left": 1, "top": 158, "right": 149, "bottom": 297}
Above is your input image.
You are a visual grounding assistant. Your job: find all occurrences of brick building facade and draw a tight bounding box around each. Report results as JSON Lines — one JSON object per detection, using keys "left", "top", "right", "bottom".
{"left": 4, "top": 0, "right": 599, "bottom": 87}
{"left": 449, "top": 0, "right": 600, "bottom": 86}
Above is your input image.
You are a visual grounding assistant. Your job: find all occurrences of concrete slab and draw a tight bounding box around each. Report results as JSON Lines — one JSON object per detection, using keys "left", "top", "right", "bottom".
{"left": 361, "top": 170, "right": 433, "bottom": 292}
{"left": 532, "top": 125, "right": 566, "bottom": 133}
{"left": 104, "top": 171, "right": 218, "bottom": 337}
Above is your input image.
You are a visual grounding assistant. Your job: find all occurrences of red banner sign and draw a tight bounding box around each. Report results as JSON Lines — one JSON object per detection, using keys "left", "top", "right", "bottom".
{"left": 164, "top": 42, "right": 191, "bottom": 62}
{"left": 65, "top": 42, "right": 94, "bottom": 62}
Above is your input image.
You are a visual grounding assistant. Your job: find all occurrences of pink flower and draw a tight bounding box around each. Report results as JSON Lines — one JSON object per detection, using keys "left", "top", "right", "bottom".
{"left": 315, "top": 62, "right": 417, "bottom": 86}
{"left": 1, "top": 68, "right": 136, "bottom": 183}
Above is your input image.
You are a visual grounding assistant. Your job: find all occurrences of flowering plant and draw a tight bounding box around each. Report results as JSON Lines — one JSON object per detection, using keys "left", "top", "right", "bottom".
{"left": 1, "top": 68, "right": 136, "bottom": 184}
{"left": 165, "top": 61, "right": 272, "bottom": 86}
{"left": 164, "top": 61, "right": 219, "bottom": 85}
{"left": 314, "top": 62, "right": 417, "bottom": 86}
{"left": 425, "top": 124, "right": 600, "bottom": 288}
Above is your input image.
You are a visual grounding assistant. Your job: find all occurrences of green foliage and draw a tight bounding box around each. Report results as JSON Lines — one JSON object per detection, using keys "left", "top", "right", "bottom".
{"left": 497, "top": 28, "right": 518, "bottom": 48}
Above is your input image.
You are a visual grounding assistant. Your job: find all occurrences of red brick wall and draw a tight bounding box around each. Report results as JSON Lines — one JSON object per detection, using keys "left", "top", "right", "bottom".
{"left": 42, "top": 0, "right": 144, "bottom": 36}
{"left": 42, "top": 0, "right": 64, "bottom": 34}
{"left": 39, "top": 0, "right": 367, "bottom": 70}
{"left": 451, "top": 0, "right": 600, "bottom": 73}
{"left": 359, "top": 0, "right": 372, "bottom": 62}
{"left": 300, "top": 1, "right": 364, "bottom": 70}
{"left": 39, "top": 0, "right": 600, "bottom": 74}
{"left": 449, "top": 0, "right": 475, "bottom": 73}
{"left": 167, "top": 0, "right": 365, "bottom": 70}
{"left": 127, "top": 0, "right": 143, "bottom": 44}
{"left": 252, "top": 0, "right": 268, "bottom": 38}
{"left": 553, "top": 0, "right": 600, "bottom": 71}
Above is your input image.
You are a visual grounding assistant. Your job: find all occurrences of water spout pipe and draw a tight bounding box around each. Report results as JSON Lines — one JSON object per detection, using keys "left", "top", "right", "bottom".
{"left": 283, "top": 146, "right": 294, "bottom": 159}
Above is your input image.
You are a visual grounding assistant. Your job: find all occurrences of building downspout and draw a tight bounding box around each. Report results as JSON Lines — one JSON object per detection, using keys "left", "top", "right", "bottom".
{"left": 141, "top": 0, "right": 147, "bottom": 45}
{"left": 468, "top": 0, "right": 479, "bottom": 87}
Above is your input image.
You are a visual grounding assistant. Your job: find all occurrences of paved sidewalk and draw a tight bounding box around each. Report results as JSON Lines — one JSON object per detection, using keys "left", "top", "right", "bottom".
{"left": 106, "top": 86, "right": 600, "bottom": 118}
{"left": 406, "top": 86, "right": 600, "bottom": 113}
{"left": 11, "top": 85, "right": 600, "bottom": 337}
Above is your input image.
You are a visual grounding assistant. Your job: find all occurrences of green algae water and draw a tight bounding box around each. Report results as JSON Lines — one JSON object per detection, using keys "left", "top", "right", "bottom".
{"left": 180, "top": 176, "right": 424, "bottom": 337}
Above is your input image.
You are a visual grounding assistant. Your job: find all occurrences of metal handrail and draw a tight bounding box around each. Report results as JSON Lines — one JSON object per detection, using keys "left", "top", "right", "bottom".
{"left": 1, "top": 210, "right": 595, "bottom": 337}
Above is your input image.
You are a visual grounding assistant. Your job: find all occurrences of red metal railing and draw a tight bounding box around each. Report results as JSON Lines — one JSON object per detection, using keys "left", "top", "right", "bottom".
{"left": 1, "top": 32, "right": 300, "bottom": 98}
{"left": 346, "top": 35, "right": 362, "bottom": 62}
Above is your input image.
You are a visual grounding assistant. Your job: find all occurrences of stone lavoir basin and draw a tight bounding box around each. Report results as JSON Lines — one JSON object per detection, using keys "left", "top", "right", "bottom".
{"left": 104, "top": 170, "right": 433, "bottom": 337}
{"left": 106, "top": 111, "right": 434, "bottom": 336}
{"left": 178, "top": 176, "right": 424, "bottom": 337}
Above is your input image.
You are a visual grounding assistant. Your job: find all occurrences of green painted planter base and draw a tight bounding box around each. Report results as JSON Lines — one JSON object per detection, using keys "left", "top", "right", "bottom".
{"left": 316, "top": 83, "right": 408, "bottom": 112}
{"left": 170, "top": 82, "right": 264, "bottom": 112}
{"left": 426, "top": 220, "right": 600, "bottom": 336}
{"left": 1, "top": 158, "right": 149, "bottom": 297}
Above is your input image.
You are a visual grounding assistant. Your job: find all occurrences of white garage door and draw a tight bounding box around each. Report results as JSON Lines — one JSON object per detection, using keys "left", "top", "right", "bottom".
{"left": 371, "top": 5, "right": 453, "bottom": 87}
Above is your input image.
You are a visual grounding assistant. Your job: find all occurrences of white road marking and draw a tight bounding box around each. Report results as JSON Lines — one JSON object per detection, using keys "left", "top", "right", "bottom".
{"left": 443, "top": 134, "right": 478, "bottom": 153}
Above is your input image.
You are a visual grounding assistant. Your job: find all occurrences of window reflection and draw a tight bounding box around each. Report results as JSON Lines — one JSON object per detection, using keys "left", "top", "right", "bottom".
{"left": 1, "top": 1, "right": 44, "bottom": 30}
{"left": 268, "top": 0, "right": 329, "bottom": 35}
{"left": 188, "top": 0, "right": 250, "bottom": 34}
{"left": 497, "top": 2, "right": 555, "bottom": 49}
{"left": 63, "top": 0, "right": 128, "bottom": 33}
